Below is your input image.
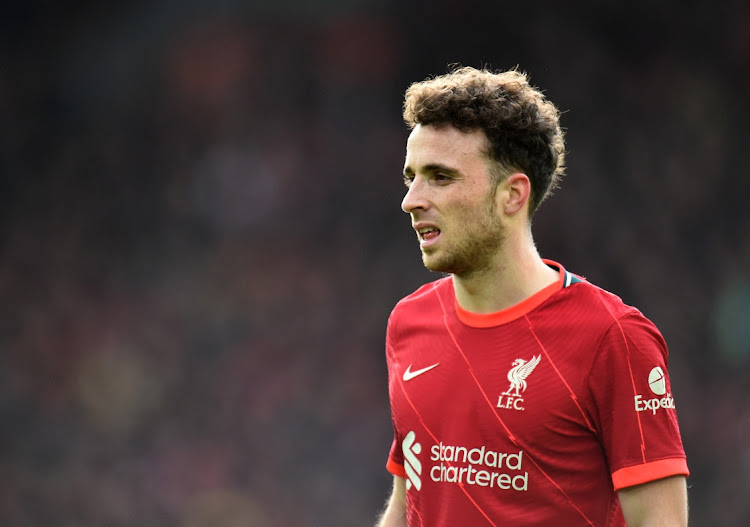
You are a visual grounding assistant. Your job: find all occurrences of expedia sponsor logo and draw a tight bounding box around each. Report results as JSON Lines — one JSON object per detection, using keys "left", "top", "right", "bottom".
{"left": 634, "top": 393, "right": 676, "bottom": 414}
{"left": 634, "top": 366, "right": 677, "bottom": 415}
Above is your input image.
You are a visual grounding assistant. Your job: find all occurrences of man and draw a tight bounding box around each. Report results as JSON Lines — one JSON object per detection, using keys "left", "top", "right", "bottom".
{"left": 376, "top": 67, "right": 689, "bottom": 526}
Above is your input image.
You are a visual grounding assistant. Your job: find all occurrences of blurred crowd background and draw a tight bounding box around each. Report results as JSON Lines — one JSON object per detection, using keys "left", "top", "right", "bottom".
{"left": 1, "top": 1, "right": 749, "bottom": 525}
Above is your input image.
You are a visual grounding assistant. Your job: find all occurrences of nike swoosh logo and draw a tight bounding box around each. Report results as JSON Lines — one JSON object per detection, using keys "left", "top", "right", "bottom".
{"left": 403, "top": 363, "right": 439, "bottom": 381}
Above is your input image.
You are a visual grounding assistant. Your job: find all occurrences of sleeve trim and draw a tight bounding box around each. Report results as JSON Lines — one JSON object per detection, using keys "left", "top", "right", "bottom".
{"left": 386, "top": 456, "right": 406, "bottom": 478}
{"left": 612, "top": 458, "right": 689, "bottom": 491}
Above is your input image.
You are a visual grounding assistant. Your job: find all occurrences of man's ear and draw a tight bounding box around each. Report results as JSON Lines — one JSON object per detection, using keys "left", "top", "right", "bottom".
{"left": 498, "top": 173, "right": 531, "bottom": 216}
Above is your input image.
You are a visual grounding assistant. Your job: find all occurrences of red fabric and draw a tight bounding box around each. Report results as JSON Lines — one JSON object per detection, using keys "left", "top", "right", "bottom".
{"left": 612, "top": 458, "right": 689, "bottom": 491}
{"left": 385, "top": 262, "right": 688, "bottom": 526}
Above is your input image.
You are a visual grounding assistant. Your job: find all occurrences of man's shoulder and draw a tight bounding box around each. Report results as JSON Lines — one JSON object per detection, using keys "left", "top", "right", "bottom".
{"left": 557, "top": 274, "right": 647, "bottom": 324}
{"left": 390, "top": 276, "right": 451, "bottom": 316}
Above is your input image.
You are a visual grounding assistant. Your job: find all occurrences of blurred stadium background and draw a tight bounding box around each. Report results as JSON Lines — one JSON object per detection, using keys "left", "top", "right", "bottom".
{"left": 1, "top": 1, "right": 749, "bottom": 525}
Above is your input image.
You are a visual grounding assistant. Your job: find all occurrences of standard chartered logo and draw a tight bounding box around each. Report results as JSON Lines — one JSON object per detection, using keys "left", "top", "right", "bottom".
{"left": 402, "top": 431, "right": 528, "bottom": 492}
{"left": 403, "top": 431, "right": 422, "bottom": 490}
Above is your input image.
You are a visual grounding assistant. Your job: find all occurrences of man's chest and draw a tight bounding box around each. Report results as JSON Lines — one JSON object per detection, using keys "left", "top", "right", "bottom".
{"left": 389, "top": 320, "right": 596, "bottom": 450}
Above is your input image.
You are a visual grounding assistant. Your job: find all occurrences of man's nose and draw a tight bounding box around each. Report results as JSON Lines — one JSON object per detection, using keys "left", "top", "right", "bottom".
{"left": 401, "top": 178, "right": 429, "bottom": 213}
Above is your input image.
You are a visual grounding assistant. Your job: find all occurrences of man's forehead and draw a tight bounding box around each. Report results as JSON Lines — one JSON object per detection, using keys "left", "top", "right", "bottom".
{"left": 404, "top": 124, "right": 491, "bottom": 168}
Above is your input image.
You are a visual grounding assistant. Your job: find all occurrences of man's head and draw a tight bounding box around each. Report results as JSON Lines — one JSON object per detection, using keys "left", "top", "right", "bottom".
{"left": 402, "top": 66, "right": 565, "bottom": 215}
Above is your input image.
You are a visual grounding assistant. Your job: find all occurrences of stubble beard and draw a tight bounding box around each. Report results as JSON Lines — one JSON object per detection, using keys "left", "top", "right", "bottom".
{"left": 421, "top": 195, "right": 505, "bottom": 279}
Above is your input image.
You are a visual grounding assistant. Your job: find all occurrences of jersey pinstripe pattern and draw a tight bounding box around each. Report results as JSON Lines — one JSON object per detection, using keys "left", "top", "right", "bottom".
{"left": 385, "top": 261, "right": 688, "bottom": 526}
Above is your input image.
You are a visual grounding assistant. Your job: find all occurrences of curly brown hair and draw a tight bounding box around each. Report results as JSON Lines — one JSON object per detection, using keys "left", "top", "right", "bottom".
{"left": 403, "top": 66, "right": 566, "bottom": 214}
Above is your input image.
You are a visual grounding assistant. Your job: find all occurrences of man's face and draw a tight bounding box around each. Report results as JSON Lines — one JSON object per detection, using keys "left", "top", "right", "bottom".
{"left": 402, "top": 124, "right": 505, "bottom": 277}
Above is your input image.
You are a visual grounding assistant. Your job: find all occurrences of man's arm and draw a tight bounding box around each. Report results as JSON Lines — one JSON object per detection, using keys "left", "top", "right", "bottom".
{"left": 376, "top": 476, "right": 407, "bottom": 527}
{"left": 618, "top": 475, "right": 688, "bottom": 527}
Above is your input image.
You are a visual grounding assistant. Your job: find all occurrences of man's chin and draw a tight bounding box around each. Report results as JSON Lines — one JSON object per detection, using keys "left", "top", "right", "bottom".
{"left": 421, "top": 253, "right": 455, "bottom": 274}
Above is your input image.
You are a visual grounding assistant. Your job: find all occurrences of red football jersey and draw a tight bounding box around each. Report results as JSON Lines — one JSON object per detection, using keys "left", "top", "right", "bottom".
{"left": 385, "top": 261, "right": 688, "bottom": 526}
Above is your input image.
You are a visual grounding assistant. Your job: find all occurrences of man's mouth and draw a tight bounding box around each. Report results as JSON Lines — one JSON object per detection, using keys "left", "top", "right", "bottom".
{"left": 418, "top": 227, "right": 441, "bottom": 241}
{"left": 417, "top": 226, "right": 442, "bottom": 248}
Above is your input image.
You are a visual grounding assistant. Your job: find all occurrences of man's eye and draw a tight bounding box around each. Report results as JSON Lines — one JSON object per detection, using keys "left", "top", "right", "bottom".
{"left": 403, "top": 175, "right": 414, "bottom": 187}
{"left": 434, "top": 173, "right": 452, "bottom": 183}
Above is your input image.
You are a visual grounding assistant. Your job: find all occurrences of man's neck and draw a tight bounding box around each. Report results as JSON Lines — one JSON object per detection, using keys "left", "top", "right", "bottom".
{"left": 452, "top": 235, "right": 559, "bottom": 314}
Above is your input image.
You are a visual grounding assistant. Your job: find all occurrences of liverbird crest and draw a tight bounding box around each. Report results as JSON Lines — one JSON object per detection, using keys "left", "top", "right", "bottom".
{"left": 502, "top": 355, "right": 542, "bottom": 397}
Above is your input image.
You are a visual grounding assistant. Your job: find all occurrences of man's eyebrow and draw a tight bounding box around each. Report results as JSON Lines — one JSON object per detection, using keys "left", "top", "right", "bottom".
{"left": 402, "top": 163, "right": 459, "bottom": 176}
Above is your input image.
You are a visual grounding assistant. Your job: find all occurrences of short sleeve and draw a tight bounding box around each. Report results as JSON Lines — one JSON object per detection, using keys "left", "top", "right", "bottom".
{"left": 385, "top": 312, "right": 406, "bottom": 477}
{"left": 587, "top": 312, "right": 689, "bottom": 490}
{"left": 387, "top": 436, "right": 406, "bottom": 478}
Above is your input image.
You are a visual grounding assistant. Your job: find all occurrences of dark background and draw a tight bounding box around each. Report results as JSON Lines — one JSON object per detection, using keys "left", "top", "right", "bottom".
{"left": 1, "top": 1, "right": 749, "bottom": 525}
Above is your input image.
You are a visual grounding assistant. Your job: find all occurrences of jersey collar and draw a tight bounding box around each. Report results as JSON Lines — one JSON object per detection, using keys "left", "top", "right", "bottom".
{"left": 454, "top": 260, "right": 575, "bottom": 328}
